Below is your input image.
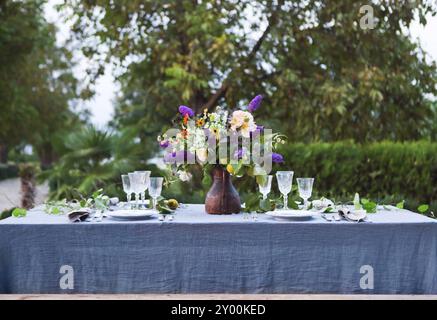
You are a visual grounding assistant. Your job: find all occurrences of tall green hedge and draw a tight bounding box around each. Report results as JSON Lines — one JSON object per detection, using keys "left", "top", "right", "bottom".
{"left": 0, "top": 164, "right": 18, "bottom": 181}
{"left": 277, "top": 141, "right": 437, "bottom": 203}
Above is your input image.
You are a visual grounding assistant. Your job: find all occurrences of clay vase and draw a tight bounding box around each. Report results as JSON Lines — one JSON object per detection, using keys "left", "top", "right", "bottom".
{"left": 205, "top": 166, "right": 241, "bottom": 214}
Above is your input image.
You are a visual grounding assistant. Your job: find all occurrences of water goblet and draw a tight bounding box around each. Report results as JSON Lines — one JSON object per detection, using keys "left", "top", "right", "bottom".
{"left": 128, "top": 172, "right": 142, "bottom": 209}
{"left": 254, "top": 175, "right": 273, "bottom": 221}
{"left": 121, "top": 174, "right": 132, "bottom": 209}
{"left": 134, "top": 170, "right": 151, "bottom": 208}
{"left": 276, "top": 171, "right": 294, "bottom": 210}
{"left": 149, "top": 177, "right": 164, "bottom": 211}
{"left": 297, "top": 178, "right": 314, "bottom": 210}
{"left": 258, "top": 175, "right": 273, "bottom": 200}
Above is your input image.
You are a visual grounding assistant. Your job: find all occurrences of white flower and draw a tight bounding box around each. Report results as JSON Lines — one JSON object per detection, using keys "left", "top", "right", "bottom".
{"left": 197, "top": 148, "right": 208, "bottom": 162}
{"left": 177, "top": 170, "right": 192, "bottom": 182}
{"left": 230, "top": 110, "right": 257, "bottom": 137}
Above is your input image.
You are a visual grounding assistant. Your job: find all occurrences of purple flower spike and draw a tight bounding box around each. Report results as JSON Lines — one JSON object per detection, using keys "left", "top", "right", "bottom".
{"left": 248, "top": 95, "right": 263, "bottom": 113}
{"left": 272, "top": 152, "right": 284, "bottom": 163}
{"left": 178, "top": 105, "right": 194, "bottom": 117}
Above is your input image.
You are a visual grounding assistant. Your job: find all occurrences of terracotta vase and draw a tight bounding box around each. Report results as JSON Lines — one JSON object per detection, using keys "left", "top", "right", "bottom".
{"left": 205, "top": 166, "right": 241, "bottom": 214}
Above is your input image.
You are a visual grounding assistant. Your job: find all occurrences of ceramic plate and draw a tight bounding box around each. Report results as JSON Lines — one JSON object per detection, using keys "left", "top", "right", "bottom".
{"left": 266, "top": 210, "right": 314, "bottom": 220}
{"left": 107, "top": 210, "right": 157, "bottom": 221}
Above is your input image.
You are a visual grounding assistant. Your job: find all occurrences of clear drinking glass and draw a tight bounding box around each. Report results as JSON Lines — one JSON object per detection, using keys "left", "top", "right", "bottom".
{"left": 297, "top": 178, "right": 314, "bottom": 210}
{"left": 149, "top": 177, "right": 163, "bottom": 211}
{"left": 258, "top": 175, "right": 273, "bottom": 200}
{"left": 128, "top": 172, "right": 142, "bottom": 209}
{"left": 135, "top": 171, "right": 151, "bottom": 208}
{"left": 121, "top": 174, "right": 132, "bottom": 208}
{"left": 276, "top": 171, "right": 294, "bottom": 210}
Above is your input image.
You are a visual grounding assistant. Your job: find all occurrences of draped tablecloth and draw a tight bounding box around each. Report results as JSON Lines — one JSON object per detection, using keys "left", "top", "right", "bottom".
{"left": 0, "top": 205, "right": 436, "bottom": 294}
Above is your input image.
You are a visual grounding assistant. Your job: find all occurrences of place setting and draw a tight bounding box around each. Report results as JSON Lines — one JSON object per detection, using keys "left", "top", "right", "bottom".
{"left": 110, "top": 173, "right": 172, "bottom": 221}
{"left": 255, "top": 171, "right": 371, "bottom": 223}
{"left": 66, "top": 171, "right": 174, "bottom": 223}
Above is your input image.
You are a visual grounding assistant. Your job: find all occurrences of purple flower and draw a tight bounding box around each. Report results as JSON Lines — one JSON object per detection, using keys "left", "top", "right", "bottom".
{"left": 160, "top": 140, "right": 170, "bottom": 148}
{"left": 234, "top": 148, "right": 245, "bottom": 160}
{"left": 251, "top": 125, "right": 264, "bottom": 139}
{"left": 248, "top": 95, "right": 263, "bottom": 113}
{"left": 164, "top": 150, "right": 195, "bottom": 163}
{"left": 272, "top": 152, "right": 284, "bottom": 163}
{"left": 178, "top": 105, "right": 194, "bottom": 117}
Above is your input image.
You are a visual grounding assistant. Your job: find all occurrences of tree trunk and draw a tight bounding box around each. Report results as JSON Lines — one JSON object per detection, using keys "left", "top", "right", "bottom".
{"left": 38, "top": 144, "right": 56, "bottom": 168}
{"left": 19, "top": 163, "right": 37, "bottom": 210}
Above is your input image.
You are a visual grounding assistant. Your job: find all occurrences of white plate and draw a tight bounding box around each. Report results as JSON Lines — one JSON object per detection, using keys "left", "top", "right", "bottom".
{"left": 108, "top": 210, "right": 157, "bottom": 221}
{"left": 266, "top": 210, "right": 314, "bottom": 220}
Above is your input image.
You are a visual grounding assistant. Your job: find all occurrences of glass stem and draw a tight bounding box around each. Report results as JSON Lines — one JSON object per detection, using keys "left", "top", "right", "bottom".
{"left": 153, "top": 197, "right": 157, "bottom": 210}
{"left": 127, "top": 193, "right": 131, "bottom": 208}
{"left": 135, "top": 193, "right": 139, "bottom": 209}
{"left": 304, "top": 198, "right": 308, "bottom": 210}
{"left": 283, "top": 194, "right": 288, "bottom": 210}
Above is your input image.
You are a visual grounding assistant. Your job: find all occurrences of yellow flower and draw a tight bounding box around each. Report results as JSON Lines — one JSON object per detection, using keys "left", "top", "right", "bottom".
{"left": 196, "top": 118, "right": 205, "bottom": 127}
{"left": 226, "top": 164, "right": 234, "bottom": 175}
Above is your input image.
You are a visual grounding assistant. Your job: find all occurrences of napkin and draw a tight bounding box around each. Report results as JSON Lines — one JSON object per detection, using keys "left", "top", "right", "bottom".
{"left": 68, "top": 209, "right": 92, "bottom": 223}
{"left": 338, "top": 208, "right": 367, "bottom": 222}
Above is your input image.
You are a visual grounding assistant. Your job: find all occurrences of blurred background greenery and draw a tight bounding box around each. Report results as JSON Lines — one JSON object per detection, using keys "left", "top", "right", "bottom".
{"left": 0, "top": 0, "right": 436, "bottom": 215}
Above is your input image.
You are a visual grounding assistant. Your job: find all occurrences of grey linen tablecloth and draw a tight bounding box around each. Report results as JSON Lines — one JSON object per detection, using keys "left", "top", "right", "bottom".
{"left": 0, "top": 205, "right": 436, "bottom": 294}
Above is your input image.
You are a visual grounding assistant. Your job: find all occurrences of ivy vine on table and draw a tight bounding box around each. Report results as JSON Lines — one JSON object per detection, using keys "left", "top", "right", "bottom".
{"left": 241, "top": 192, "right": 433, "bottom": 217}
{"left": 6, "top": 189, "right": 179, "bottom": 218}
{"left": 2, "top": 190, "right": 433, "bottom": 220}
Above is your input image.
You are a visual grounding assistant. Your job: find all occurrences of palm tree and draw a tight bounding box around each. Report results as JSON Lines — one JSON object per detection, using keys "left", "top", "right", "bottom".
{"left": 19, "top": 163, "right": 39, "bottom": 209}
{"left": 41, "top": 126, "right": 145, "bottom": 200}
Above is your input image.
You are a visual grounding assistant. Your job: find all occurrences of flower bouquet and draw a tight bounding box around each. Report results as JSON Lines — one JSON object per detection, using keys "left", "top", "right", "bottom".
{"left": 157, "top": 95, "right": 286, "bottom": 214}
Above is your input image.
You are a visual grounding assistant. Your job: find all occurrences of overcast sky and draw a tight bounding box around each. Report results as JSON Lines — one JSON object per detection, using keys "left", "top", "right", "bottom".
{"left": 44, "top": 1, "right": 437, "bottom": 127}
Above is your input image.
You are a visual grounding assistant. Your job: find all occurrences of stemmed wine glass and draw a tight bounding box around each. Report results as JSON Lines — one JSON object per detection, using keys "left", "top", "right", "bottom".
{"left": 121, "top": 174, "right": 132, "bottom": 209}
{"left": 128, "top": 172, "right": 144, "bottom": 209}
{"left": 276, "top": 171, "right": 294, "bottom": 210}
{"left": 149, "top": 177, "right": 164, "bottom": 219}
{"left": 297, "top": 178, "right": 314, "bottom": 210}
{"left": 258, "top": 175, "right": 273, "bottom": 200}
{"left": 135, "top": 170, "right": 151, "bottom": 208}
{"left": 253, "top": 175, "right": 273, "bottom": 221}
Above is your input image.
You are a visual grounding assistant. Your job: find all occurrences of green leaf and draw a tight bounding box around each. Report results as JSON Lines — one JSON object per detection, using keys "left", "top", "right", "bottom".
{"left": 12, "top": 208, "right": 27, "bottom": 217}
{"left": 201, "top": 174, "right": 212, "bottom": 188}
{"left": 362, "top": 201, "right": 377, "bottom": 213}
{"left": 396, "top": 200, "right": 405, "bottom": 209}
{"left": 51, "top": 207, "right": 61, "bottom": 214}
{"left": 418, "top": 204, "right": 429, "bottom": 213}
{"left": 361, "top": 198, "right": 369, "bottom": 205}
{"left": 255, "top": 175, "right": 267, "bottom": 186}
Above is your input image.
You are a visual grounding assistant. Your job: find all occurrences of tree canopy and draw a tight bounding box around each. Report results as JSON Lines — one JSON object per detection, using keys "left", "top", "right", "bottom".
{"left": 0, "top": 0, "right": 82, "bottom": 164}
{"left": 62, "top": 0, "right": 437, "bottom": 144}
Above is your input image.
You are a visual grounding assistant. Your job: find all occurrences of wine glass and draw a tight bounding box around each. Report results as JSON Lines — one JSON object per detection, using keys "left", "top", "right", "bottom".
{"left": 276, "top": 171, "right": 294, "bottom": 210}
{"left": 128, "top": 172, "right": 142, "bottom": 209}
{"left": 149, "top": 177, "right": 163, "bottom": 211}
{"left": 253, "top": 175, "right": 273, "bottom": 221}
{"left": 135, "top": 170, "right": 151, "bottom": 208}
{"left": 297, "top": 178, "right": 314, "bottom": 210}
{"left": 121, "top": 174, "right": 132, "bottom": 208}
{"left": 258, "top": 175, "right": 273, "bottom": 200}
